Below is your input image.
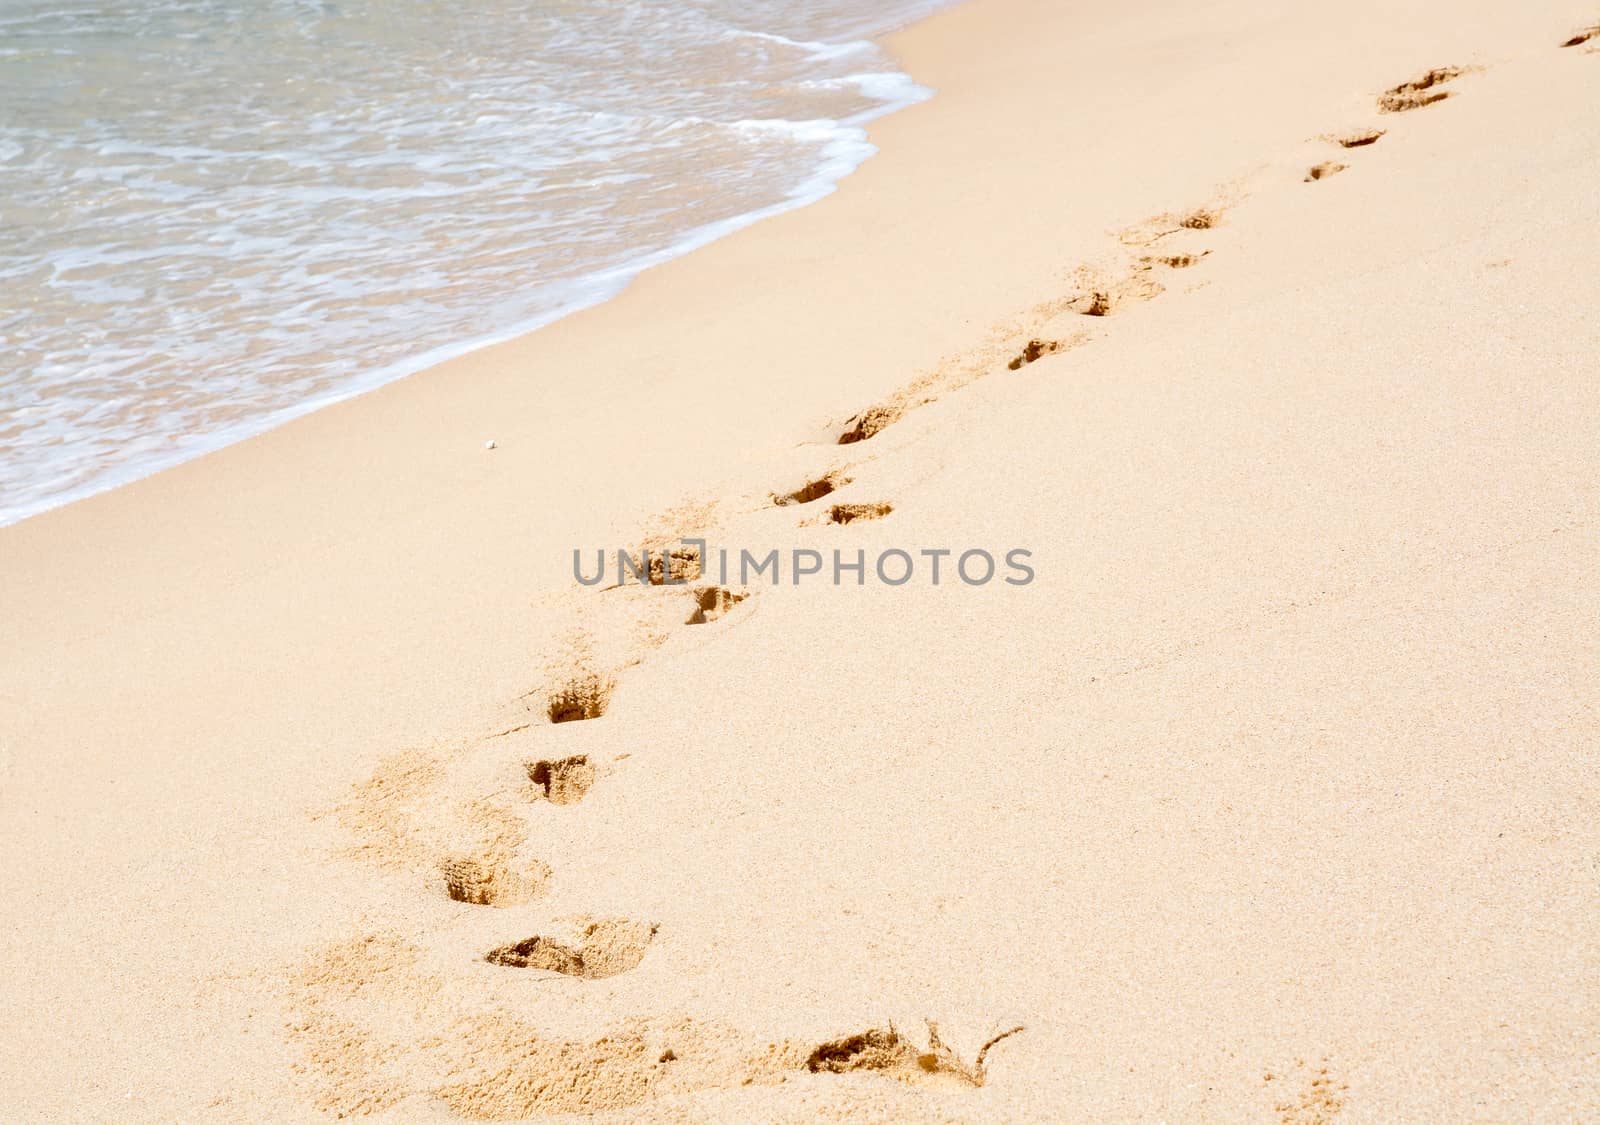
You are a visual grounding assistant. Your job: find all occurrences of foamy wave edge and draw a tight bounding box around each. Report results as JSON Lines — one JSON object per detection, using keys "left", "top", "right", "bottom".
{"left": 0, "top": 70, "right": 933, "bottom": 528}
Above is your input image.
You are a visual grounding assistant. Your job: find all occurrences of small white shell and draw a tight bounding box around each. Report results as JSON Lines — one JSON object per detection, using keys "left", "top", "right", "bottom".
{"left": 484, "top": 439, "right": 497, "bottom": 450}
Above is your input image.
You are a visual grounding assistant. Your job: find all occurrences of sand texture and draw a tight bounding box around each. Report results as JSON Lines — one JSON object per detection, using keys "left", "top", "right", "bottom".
{"left": 2, "top": 0, "right": 1598, "bottom": 1119}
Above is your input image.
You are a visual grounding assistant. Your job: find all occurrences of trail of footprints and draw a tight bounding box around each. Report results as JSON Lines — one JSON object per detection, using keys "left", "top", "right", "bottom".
{"left": 296, "top": 35, "right": 1590, "bottom": 1118}
{"left": 831, "top": 205, "right": 1223, "bottom": 448}
{"left": 823, "top": 53, "right": 1513, "bottom": 459}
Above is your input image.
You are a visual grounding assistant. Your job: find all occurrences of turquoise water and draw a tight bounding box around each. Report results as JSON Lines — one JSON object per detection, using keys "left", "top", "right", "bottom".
{"left": 0, "top": 0, "right": 944, "bottom": 525}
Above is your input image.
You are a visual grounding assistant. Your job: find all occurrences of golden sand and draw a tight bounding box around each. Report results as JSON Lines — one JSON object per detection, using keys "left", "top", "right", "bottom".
{"left": 1, "top": 0, "right": 1597, "bottom": 1118}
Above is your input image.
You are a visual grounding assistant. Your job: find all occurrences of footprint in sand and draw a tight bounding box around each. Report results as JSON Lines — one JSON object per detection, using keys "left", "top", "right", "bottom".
{"left": 1008, "top": 338, "right": 1065, "bottom": 370}
{"left": 1065, "top": 289, "right": 1112, "bottom": 317}
{"left": 827, "top": 501, "right": 893, "bottom": 525}
{"left": 1378, "top": 67, "right": 1466, "bottom": 112}
{"left": 1306, "top": 127, "right": 1388, "bottom": 183}
{"left": 1052, "top": 260, "right": 1167, "bottom": 321}
{"left": 1144, "top": 250, "right": 1209, "bottom": 269}
{"left": 773, "top": 471, "right": 850, "bottom": 506}
{"left": 485, "top": 917, "right": 658, "bottom": 979}
{"left": 1332, "top": 128, "right": 1385, "bottom": 149}
{"left": 287, "top": 930, "right": 1031, "bottom": 1118}
{"left": 527, "top": 754, "right": 595, "bottom": 804}
{"left": 838, "top": 403, "right": 901, "bottom": 445}
{"left": 685, "top": 585, "right": 746, "bottom": 625}
{"left": 808, "top": 1021, "right": 1026, "bottom": 1089}
{"left": 647, "top": 546, "right": 701, "bottom": 585}
{"left": 1178, "top": 208, "right": 1220, "bottom": 230}
{"left": 839, "top": 203, "right": 1216, "bottom": 440}
{"left": 546, "top": 671, "right": 613, "bottom": 723}
{"left": 1118, "top": 206, "right": 1224, "bottom": 248}
{"left": 1561, "top": 26, "right": 1598, "bottom": 48}
{"left": 441, "top": 854, "right": 551, "bottom": 907}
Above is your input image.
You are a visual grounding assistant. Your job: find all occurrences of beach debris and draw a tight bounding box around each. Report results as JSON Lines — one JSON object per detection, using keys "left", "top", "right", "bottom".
{"left": 484, "top": 439, "right": 496, "bottom": 449}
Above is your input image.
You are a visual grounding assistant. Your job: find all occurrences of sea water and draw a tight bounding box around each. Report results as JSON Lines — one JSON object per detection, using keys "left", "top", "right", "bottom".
{"left": 0, "top": 0, "right": 945, "bottom": 526}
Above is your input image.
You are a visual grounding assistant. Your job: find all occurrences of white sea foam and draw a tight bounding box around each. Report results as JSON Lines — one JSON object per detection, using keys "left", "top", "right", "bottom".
{"left": 725, "top": 28, "right": 880, "bottom": 63}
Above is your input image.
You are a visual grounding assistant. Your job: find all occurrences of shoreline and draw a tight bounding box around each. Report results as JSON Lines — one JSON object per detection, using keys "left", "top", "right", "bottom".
{"left": 0, "top": 7, "right": 941, "bottom": 532}
{"left": 0, "top": 78, "right": 927, "bottom": 530}
{"left": 3, "top": 0, "right": 1598, "bottom": 1118}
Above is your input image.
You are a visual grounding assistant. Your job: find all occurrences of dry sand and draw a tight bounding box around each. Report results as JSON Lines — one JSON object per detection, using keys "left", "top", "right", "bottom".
{"left": 3, "top": 0, "right": 1599, "bottom": 1120}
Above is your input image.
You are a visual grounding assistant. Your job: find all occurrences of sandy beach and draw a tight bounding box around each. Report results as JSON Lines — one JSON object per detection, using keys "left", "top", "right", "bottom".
{"left": 2, "top": 0, "right": 1598, "bottom": 1119}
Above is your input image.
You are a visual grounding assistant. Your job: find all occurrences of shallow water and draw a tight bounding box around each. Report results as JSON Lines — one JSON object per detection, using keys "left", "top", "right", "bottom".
{"left": 0, "top": 0, "right": 944, "bottom": 526}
